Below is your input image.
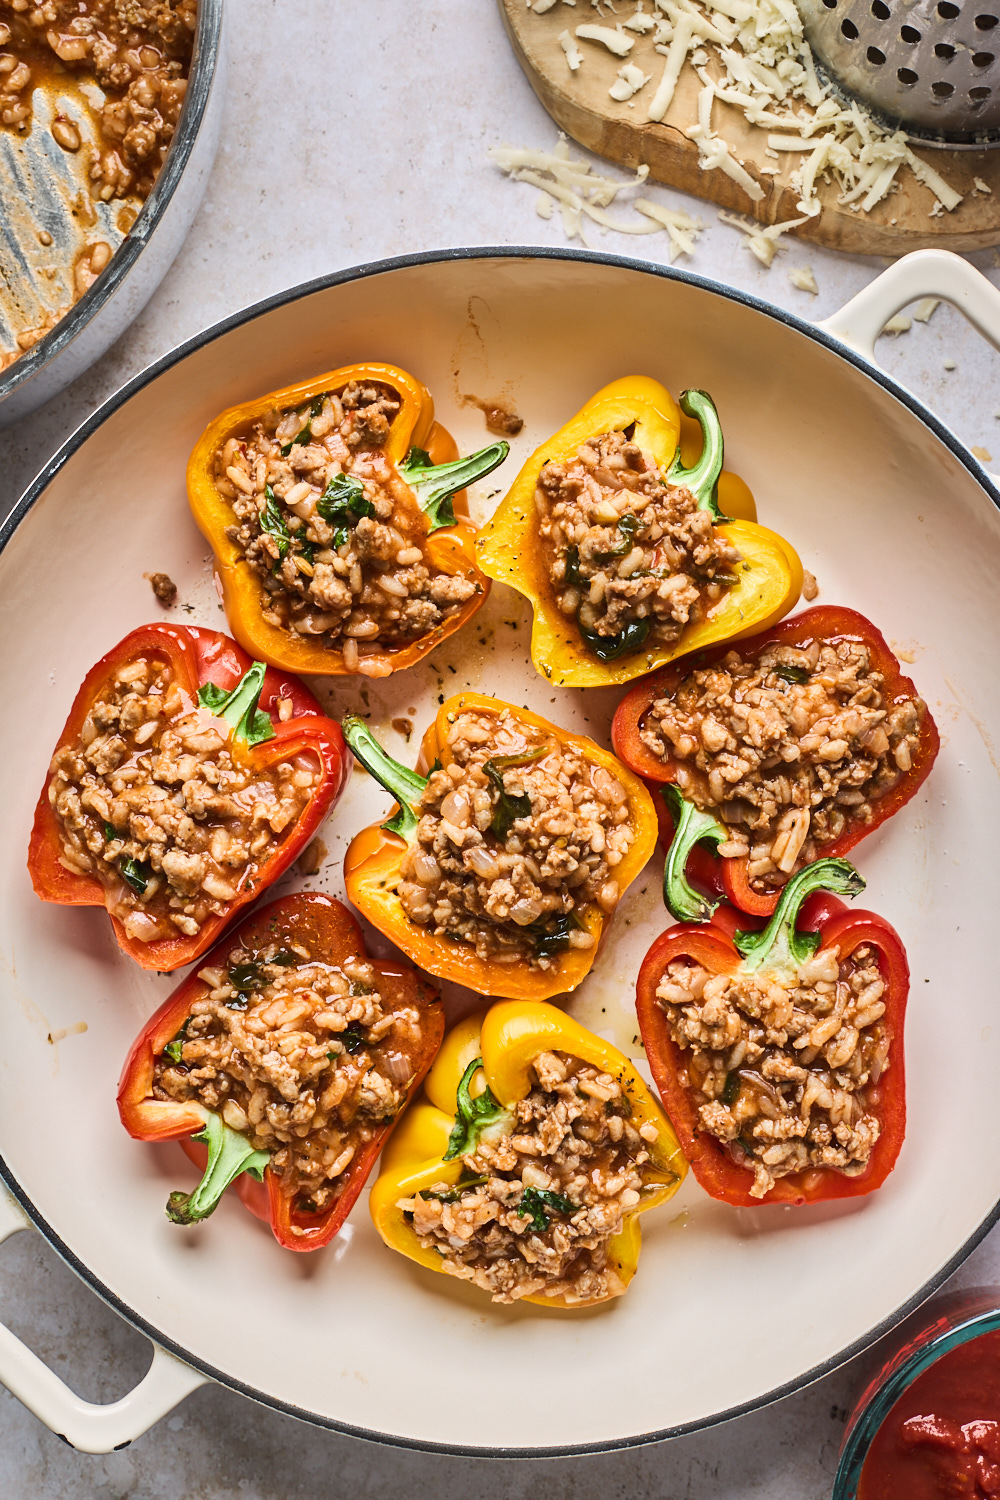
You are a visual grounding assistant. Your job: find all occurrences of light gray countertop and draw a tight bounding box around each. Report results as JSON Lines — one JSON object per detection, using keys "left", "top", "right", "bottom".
{"left": 3, "top": 2, "right": 1000, "bottom": 1494}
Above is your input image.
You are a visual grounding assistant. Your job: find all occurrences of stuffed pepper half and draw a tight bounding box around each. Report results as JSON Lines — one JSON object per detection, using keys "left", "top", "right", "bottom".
{"left": 343, "top": 693, "right": 657, "bottom": 999}
{"left": 613, "top": 605, "right": 939, "bottom": 919}
{"left": 369, "top": 1001, "right": 687, "bottom": 1306}
{"left": 117, "top": 893, "right": 444, "bottom": 1251}
{"left": 635, "top": 859, "right": 908, "bottom": 1206}
{"left": 476, "top": 376, "right": 802, "bottom": 688}
{"left": 187, "top": 361, "right": 508, "bottom": 677}
{"left": 28, "top": 624, "right": 349, "bottom": 970}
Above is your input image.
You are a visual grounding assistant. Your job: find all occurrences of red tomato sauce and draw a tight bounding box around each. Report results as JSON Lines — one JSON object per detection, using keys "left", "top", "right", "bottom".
{"left": 859, "top": 1328, "right": 1000, "bottom": 1498}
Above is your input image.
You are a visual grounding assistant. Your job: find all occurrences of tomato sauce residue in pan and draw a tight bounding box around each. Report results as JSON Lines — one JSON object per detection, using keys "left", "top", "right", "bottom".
{"left": 860, "top": 1329, "right": 1000, "bottom": 1498}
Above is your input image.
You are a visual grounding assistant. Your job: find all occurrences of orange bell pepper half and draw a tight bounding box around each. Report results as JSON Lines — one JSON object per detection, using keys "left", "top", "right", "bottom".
{"left": 342, "top": 692, "right": 658, "bottom": 1000}
{"left": 186, "top": 361, "right": 508, "bottom": 677}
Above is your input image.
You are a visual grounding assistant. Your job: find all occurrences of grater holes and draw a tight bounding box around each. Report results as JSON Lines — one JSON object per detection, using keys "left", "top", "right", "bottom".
{"left": 973, "top": 49, "right": 996, "bottom": 61}
{"left": 821, "top": 0, "right": 837, "bottom": 8}
{"left": 897, "top": 66, "right": 918, "bottom": 82}
{"left": 935, "top": 41, "right": 957, "bottom": 56}
{"left": 841, "top": 17, "right": 859, "bottom": 36}
{"left": 937, "top": 2, "right": 960, "bottom": 16}
{"left": 970, "top": 83, "right": 993, "bottom": 95}
{"left": 871, "top": 0, "right": 891, "bottom": 16}
{"left": 975, "top": 13, "right": 999, "bottom": 26}
{"left": 932, "top": 79, "right": 956, "bottom": 93}
{"left": 901, "top": 24, "right": 922, "bottom": 41}
{"left": 867, "top": 44, "right": 886, "bottom": 61}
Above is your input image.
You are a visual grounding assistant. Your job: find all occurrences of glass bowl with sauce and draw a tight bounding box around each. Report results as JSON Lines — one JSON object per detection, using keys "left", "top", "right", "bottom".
{"left": 834, "top": 1286, "right": 1000, "bottom": 1499}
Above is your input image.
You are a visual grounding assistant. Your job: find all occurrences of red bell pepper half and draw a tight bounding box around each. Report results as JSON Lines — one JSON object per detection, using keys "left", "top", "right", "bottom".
{"left": 612, "top": 605, "right": 940, "bottom": 919}
{"left": 635, "top": 858, "right": 909, "bottom": 1207}
{"left": 28, "top": 622, "right": 351, "bottom": 971}
{"left": 117, "top": 892, "right": 444, "bottom": 1252}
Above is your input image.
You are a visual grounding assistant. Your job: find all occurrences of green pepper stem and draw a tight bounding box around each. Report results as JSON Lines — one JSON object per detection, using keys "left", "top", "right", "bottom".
{"left": 734, "top": 857, "right": 866, "bottom": 975}
{"left": 165, "top": 1110, "right": 269, "bottom": 1225}
{"left": 398, "top": 441, "right": 510, "bottom": 532}
{"left": 661, "top": 785, "right": 725, "bottom": 923}
{"left": 667, "top": 390, "right": 728, "bottom": 522}
{"left": 443, "top": 1058, "right": 513, "bottom": 1161}
{"left": 198, "top": 661, "right": 275, "bottom": 747}
{"left": 342, "top": 714, "right": 428, "bottom": 843}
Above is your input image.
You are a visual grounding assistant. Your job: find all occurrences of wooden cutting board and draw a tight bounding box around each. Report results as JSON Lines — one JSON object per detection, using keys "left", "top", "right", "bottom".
{"left": 499, "top": 0, "right": 1000, "bottom": 254}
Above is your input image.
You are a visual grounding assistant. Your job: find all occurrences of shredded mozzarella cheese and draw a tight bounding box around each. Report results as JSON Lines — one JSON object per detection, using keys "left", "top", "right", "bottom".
{"left": 520, "top": 0, "right": 965, "bottom": 248}
{"left": 489, "top": 136, "right": 702, "bottom": 258}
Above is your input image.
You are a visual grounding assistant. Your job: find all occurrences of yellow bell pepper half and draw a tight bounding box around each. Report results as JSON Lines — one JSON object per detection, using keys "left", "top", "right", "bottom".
{"left": 369, "top": 1001, "right": 688, "bottom": 1309}
{"left": 476, "top": 376, "right": 802, "bottom": 689}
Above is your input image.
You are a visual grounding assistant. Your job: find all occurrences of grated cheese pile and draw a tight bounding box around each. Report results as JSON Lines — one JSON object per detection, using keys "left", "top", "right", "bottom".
{"left": 489, "top": 137, "right": 703, "bottom": 260}
{"left": 515, "top": 0, "right": 964, "bottom": 261}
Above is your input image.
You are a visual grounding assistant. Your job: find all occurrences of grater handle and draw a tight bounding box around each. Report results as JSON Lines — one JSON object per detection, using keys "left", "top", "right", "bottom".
{"left": 819, "top": 248, "right": 1000, "bottom": 361}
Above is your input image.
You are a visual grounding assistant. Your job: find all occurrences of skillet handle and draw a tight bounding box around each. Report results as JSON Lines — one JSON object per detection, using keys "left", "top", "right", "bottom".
{"left": 0, "top": 1186, "right": 209, "bottom": 1452}
{"left": 819, "top": 247, "right": 1000, "bottom": 360}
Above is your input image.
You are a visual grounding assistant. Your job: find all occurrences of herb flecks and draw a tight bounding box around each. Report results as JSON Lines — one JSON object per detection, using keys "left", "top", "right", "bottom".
{"left": 525, "top": 911, "right": 583, "bottom": 960}
{"left": 260, "top": 484, "right": 291, "bottom": 567}
{"left": 519, "top": 1186, "right": 577, "bottom": 1232}
{"left": 483, "top": 744, "right": 547, "bottom": 840}
{"left": 340, "top": 1025, "right": 369, "bottom": 1054}
{"left": 774, "top": 664, "right": 810, "bottom": 685}
{"left": 317, "top": 473, "right": 375, "bottom": 546}
{"left": 119, "top": 855, "right": 150, "bottom": 894}
{"left": 162, "top": 1018, "right": 190, "bottom": 1065}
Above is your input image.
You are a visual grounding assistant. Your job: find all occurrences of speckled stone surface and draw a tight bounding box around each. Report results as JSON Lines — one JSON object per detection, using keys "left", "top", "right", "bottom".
{"left": 2, "top": 2, "right": 1000, "bottom": 1494}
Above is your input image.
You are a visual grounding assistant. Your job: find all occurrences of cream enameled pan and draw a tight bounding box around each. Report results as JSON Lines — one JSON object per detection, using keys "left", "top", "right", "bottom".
{"left": 2, "top": 248, "right": 1000, "bottom": 1456}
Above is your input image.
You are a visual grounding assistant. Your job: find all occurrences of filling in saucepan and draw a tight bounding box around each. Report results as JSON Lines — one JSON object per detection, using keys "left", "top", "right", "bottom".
{"left": 214, "top": 380, "right": 479, "bottom": 668}
{"left": 656, "top": 943, "right": 891, "bottom": 1199}
{"left": 155, "top": 938, "right": 422, "bottom": 1217}
{"left": 640, "top": 638, "right": 925, "bottom": 894}
{"left": 537, "top": 430, "right": 739, "bottom": 655}
{"left": 400, "top": 1051, "right": 662, "bottom": 1304}
{"left": 48, "top": 656, "right": 318, "bottom": 942}
{"left": 397, "top": 709, "right": 635, "bottom": 968}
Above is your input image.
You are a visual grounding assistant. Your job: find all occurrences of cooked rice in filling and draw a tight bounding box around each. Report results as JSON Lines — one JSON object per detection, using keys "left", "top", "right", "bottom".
{"left": 640, "top": 637, "right": 926, "bottom": 894}
{"left": 537, "top": 429, "right": 740, "bottom": 648}
{"left": 401, "top": 1051, "right": 662, "bottom": 1304}
{"left": 397, "top": 709, "right": 635, "bottom": 968}
{"left": 656, "top": 944, "right": 890, "bottom": 1199}
{"left": 154, "top": 939, "right": 421, "bottom": 1215}
{"left": 48, "top": 656, "right": 318, "bottom": 942}
{"left": 214, "top": 380, "right": 479, "bottom": 672}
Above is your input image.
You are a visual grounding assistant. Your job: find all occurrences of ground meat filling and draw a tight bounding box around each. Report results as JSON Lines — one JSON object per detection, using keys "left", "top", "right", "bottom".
{"left": 657, "top": 945, "right": 890, "bottom": 1199}
{"left": 640, "top": 638, "right": 926, "bottom": 894}
{"left": 154, "top": 941, "right": 419, "bottom": 1215}
{"left": 396, "top": 710, "right": 635, "bottom": 968}
{"left": 536, "top": 429, "right": 740, "bottom": 648}
{"left": 401, "top": 1051, "right": 661, "bottom": 1304}
{"left": 47, "top": 655, "right": 318, "bottom": 943}
{"left": 214, "top": 380, "right": 479, "bottom": 672}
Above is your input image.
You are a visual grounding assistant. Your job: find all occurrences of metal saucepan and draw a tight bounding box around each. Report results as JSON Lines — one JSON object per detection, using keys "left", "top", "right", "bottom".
{"left": 0, "top": 0, "right": 226, "bottom": 428}
{"left": 1, "top": 246, "right": 999, "bottom": 1455}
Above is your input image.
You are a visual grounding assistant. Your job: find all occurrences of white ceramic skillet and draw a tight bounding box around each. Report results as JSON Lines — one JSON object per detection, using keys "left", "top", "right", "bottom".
{"left": 1, "top": 247, "right": 1000, "bottom": 1457}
